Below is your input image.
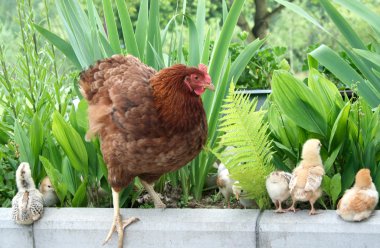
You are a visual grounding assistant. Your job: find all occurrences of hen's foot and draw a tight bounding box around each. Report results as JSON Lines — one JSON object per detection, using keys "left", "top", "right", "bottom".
{"left": 140, "top": 179, "right": 166, "bottom": 209}
{"left": 103, "top": 214, "right": 139, "bottom": 248}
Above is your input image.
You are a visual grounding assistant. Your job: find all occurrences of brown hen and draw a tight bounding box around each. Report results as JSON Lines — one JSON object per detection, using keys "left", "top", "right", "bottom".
{"left": 79, "top": 55, "right": 214, "bottom": 247}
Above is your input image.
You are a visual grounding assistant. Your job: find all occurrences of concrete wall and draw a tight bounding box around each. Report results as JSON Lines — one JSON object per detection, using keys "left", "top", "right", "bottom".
{"left": 1, "top": 208, "right": 379, "bottom": 248}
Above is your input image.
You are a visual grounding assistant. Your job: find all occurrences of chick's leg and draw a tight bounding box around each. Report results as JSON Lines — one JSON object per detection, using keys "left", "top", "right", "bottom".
{"left": 309, "top": 199, "right": 318, "bottom": 215}
{"left": 286, "top": 197, "right": 299, "bottom": 212}
{"left": 103, "top": 188, "right": 139, "bottom": 248}
{"left": 275, "top": 201, "right": 286, "bottom": 213}
{"left": 140, "top": 179, "right": 166, "bottom": 208}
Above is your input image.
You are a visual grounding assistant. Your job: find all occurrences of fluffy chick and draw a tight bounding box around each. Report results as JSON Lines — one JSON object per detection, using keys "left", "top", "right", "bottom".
{"left": 12, "top": 162, "right": 44, "bottom": 225}
{"left": 232, "top": 182, "right": 256, "bottom": 209}
{"left": 266, "top": 171, "right": 292, "bottom": 213}
{"left": 288, "top": 139, "right": 325, "bottom": 215}
{"left": 215, "top": 162, "right": 234, "bottom": 208}
{"left": 336, "top": 168, "right": 378, "bottom": 221}
{"left": 39, "top": 176, "right": 59, "bottom": 207}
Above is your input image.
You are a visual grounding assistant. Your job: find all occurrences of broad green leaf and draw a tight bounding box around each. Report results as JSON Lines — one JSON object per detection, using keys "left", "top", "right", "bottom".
{"left": 62, "top": 157, "right": 76, "bottom": 195}
{"left": 14, "top": 122, "right": 33, "bottom": 166}
{"left": 324, "top": 143, "right": 342, "bottom": 174}
{"left": 72, "top": 180, "right": 87, "bottom": 207}
{"left": 75, "top": 99, "right": 89, "bottom": 131}
{"left": 308, "top": 68, "right": 344, "bottom": 119}
{"left": 40, "top": 156, "right": 67, "bottom": 204}
{"left": 322, "top": 175, "right": 331, "bottom": 196}
{"left": 34, "top": 24, "right": 81, "bottom": 69}
{"left": 201, "top": 29, "right": 211, "bottom": 64}
{"left": 102, "top": 0, "right": 121, "bottom": 54}
{"left": 328, "top": 102, "right": 351, "bottom": 151}
{"left": 116, "top": 0, "right": 140, "bottom": 57}
{"left": 272, "top": 70, "right": 327, "bottom": 136}
{"left": 29, "top": 114, "right": 44, "bottom": 171}
{"left": 52, "top": 111, "right": 88, "bottom": 176}
{"left": 330, "top": 173, "right": 342, "bottom": 208}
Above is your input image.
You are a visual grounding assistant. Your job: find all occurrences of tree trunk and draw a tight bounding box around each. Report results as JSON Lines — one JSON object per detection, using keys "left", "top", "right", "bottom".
{"left": 252, "top": 0, "right": 269, "bottom": 39}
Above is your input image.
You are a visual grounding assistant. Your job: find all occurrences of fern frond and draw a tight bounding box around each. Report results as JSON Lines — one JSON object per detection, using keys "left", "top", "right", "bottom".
{"left": 213, "top": 84, "right": 274, "bottom": 209}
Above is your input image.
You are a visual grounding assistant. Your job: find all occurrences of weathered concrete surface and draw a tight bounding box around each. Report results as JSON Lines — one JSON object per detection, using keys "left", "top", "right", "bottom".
{"left": 259, "top": 210, "right": 380, "bottom": 248}
{"left": 2, "top": 208, "right": 380, "bottom": 248}
{"left": 0, "top": 208, "right": 34, "bottom": 248}
{"left": 32, "top": 208, "right": 257, "bottom": 248}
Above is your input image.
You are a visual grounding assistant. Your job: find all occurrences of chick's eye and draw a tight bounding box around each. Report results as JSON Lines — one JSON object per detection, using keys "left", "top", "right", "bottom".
{"left": 48, "top": 185, "right": 52, "bottom": 188}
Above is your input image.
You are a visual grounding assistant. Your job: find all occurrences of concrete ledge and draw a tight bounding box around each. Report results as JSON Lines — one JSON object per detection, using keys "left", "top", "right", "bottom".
{"left": 1, "top": 208, "right": 258, "bottom": 248}
{"left": 1, "top": 208, "right": 380, "bottom": 248}
{"left": 259, "top": 210, "right": 380, "bottom": 248}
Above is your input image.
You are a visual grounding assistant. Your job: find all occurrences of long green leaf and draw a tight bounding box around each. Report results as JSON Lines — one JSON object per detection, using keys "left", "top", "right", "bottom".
{"left": 34, "top": 24, "right": 81, "bottom": 69}
{"left": 319, "top": 0, "right": 365, "bottom": 49}
{"left": 102, "top": 0, "right": 121, "bottom": 54}
{"left": 185, "top": 16, "right": 200, "bottom": 66}
{"left": 333, "top": 0, "right": 380, "bottom": 33}
{"left": 146, "top": 0, "right": 160, "bottom": 68}
{"left": 116, "top": 0, "right": 140, "bottom": 57}
{"left": 135, "top": 0, "right": 149, "bottom": 60}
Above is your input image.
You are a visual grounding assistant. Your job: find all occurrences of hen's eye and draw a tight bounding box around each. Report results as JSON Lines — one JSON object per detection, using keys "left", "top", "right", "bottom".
{"left": 195, "top": 76, "right": 198, "bottom": 80}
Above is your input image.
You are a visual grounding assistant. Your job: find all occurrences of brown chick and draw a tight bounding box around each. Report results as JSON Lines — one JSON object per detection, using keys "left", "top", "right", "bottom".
{"left": 39, "top": 176, "right": 59, "bottom": 207}
{"left": 287, "top": 139, "right": 325, "bottom": 215}
{"left": 336, "top": 168, "right": 378, "bottom": 221}
{"left": 266, "top": 171, "right": 292, "bottom": 213}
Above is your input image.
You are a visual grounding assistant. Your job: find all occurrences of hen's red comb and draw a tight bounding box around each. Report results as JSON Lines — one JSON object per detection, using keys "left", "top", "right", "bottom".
{"left": 198, "top": 64, "right": 208, "bottom": 74}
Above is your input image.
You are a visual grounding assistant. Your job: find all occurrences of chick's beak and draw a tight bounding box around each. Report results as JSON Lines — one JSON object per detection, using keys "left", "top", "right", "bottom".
{"left": 235, "top": 193, "right": 240, "bottom": 201}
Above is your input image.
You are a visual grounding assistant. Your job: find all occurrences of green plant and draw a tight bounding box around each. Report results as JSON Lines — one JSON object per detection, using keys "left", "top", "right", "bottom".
{"left": 229, "top": 43, "right": 288, "bottom": 89}
{"left": 213, "top": 84, "right": 274, "bottom": 209}
{"left": 36, "top": 0, "right": 266, "bottom": 203}
{"left": 275, "top": 0, "right": 380, "bottom": 108}
{"left": 268, "top": 68, "right": 380, "bottom": 209}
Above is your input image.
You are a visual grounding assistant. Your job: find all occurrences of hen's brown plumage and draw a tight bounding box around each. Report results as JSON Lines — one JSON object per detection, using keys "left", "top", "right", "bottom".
{"left": 79, "top": 55, "right": 213, "bottom": 247}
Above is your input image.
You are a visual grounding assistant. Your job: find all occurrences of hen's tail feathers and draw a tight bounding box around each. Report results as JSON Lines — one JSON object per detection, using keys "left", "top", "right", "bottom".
{"left": 79, "top": 55, "right": 127, "bottom": 101}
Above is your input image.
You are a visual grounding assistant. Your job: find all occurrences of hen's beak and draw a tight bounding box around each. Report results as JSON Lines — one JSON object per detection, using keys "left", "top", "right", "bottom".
{"left": 203, "top": 83, "right": 215, "bottom": 91}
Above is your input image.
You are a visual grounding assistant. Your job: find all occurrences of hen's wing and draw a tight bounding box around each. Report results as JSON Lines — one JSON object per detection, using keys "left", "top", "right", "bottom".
{"left": 80, "top": 55, "right": 159, "bottom": 139}
{"left": 346, "top": 191, "right": 378, "bottom": 212}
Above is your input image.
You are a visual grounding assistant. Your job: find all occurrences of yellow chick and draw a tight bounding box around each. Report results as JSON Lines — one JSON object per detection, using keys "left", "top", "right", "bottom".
{"left": 39, "top": 176, "right": 59, "bottom": 207}
{"left": 12, "top": 162, "right": 44, "bottom": 225}
{"left": 215, "top": 162, "right": 234, "bottom": 208}
{"left": 266, "top": 171, "right": 292, "bottom": 213}
{"left": 287, "top": 139, "right": 325, "bottom": 215}
{"left": 336, "top": 168, "right": 378, "bottom": 221}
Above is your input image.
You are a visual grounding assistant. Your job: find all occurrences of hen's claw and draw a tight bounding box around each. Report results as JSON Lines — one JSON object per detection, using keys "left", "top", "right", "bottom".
{"left": 103, "top": 214, "right": 139, "bottom": 248}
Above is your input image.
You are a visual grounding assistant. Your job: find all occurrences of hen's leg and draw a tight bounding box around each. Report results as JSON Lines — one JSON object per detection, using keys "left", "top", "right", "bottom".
{"left": 140, "top": 179, "right": 166, "bottom": 208}
{"left": 103, "top": 188, "right": 139, "bottom": 248}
